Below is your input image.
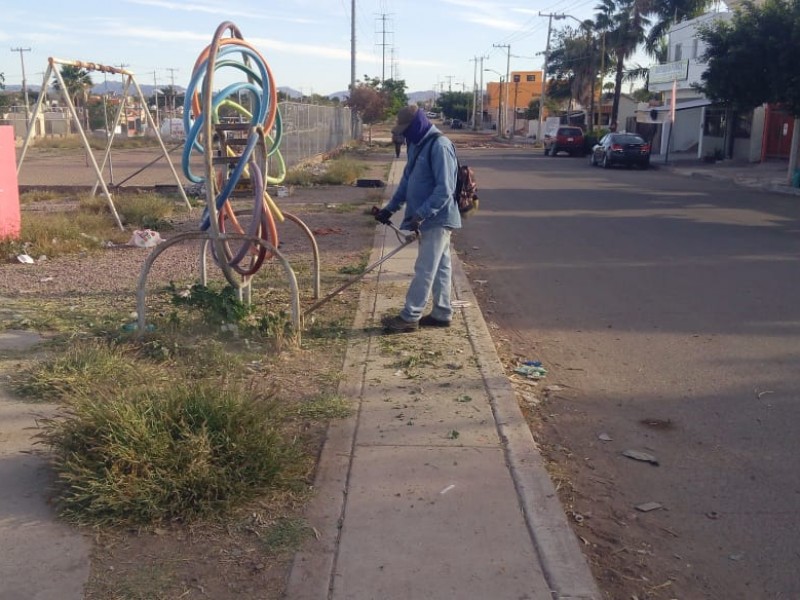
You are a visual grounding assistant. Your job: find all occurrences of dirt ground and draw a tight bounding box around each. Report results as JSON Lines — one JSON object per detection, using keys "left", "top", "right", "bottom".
{"left": 3, "top": 142, "right": 395, "bottom": 600}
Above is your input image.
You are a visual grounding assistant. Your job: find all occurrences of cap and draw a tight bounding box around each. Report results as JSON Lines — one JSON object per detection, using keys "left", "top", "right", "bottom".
{"left": 391, "top": 104, "right": 419, "bottom": 136}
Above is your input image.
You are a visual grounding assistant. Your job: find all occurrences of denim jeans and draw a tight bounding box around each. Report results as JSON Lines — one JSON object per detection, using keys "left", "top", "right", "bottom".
{"left": 400, "top": 227, "right": 453, "bottom": 322}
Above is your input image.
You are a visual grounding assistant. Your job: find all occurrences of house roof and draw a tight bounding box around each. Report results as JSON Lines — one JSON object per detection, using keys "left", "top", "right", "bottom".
{"left": 647, "top": 98, "right": 714, "bottom": 112}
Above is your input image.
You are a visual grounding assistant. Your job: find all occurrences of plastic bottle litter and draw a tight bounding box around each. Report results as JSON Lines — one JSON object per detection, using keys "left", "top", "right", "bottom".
{"left": 129, "top": 230, "right": 164, "bottom": 248}
{"left": 514, "top": 363, "right": 548, "bottom": 379}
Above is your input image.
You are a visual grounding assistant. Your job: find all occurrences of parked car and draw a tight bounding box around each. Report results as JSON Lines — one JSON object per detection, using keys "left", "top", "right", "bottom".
{"left": 544, "top": 126, "right": 585, "bottom": 156}
{"left": 590, "top": 133, "right": 651, "bottom": 168}
{"left": 450, "top": 118, "right": 464, "bottom": 129}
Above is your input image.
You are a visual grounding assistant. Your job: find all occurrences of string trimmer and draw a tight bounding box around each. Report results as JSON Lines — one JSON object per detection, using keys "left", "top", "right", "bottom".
{"left": 302, "top": 208, "right": 418, "bottom": 317}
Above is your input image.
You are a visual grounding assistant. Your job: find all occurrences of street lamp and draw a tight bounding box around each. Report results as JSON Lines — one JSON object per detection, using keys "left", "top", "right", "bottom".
{"left": 485, "top": 69, "right": 504, "bottom": 135}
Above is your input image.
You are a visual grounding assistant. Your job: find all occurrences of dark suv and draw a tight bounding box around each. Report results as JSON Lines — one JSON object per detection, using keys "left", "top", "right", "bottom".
{"left": 544, "top": 126, "right": 585, "bottom": 157}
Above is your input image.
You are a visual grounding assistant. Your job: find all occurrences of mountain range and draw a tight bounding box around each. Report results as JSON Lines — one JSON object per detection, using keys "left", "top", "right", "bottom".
{"left": 3, "top": 82, "right": 437, "bottom": 104}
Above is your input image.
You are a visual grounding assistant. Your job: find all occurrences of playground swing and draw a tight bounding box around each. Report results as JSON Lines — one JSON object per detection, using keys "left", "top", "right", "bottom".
{"left": 16, "top": 57, "right": 192, "bottom": 230}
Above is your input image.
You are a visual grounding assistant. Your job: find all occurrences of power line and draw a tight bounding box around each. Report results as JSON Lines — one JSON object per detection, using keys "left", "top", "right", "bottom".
{"left": 374, "top": 12, "right": 394, "bottom": 83}
{"left": 10, "top": 47, "right": 32, "bottom": 120}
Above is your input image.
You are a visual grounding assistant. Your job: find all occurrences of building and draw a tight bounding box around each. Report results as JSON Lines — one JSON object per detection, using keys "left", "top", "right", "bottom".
{"left": 484, "top": 70, "right": 543, "bottom": 133}
{"left": 644, "top": 7, "right": 785, "bottom": 162}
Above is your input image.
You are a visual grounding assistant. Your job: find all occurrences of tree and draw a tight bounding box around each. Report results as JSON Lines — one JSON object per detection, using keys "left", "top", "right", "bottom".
{"left": 380, "top": 78, "right": 409, "bottom": 116}
{"left": 53, "top": 66, "right": 93, "bottom": 129}
{"left": 698, "top": 0, "right": 800, "bottom": 176}
{"left": 698, "top": 0, "right": 800, "bottom": 114}
{"left": 435, "top": 91, "right": 471, "bottom": 121}
{"left": 595, "top": 0, "right": 650, "bottom": 126}
{"left": 346, "top": 82, "right": 387, "bottom": 141}
{"left": 0, "top": 73, "right": 8, "bottom": 112}
{"left": 548, "top": 24, "right": 599, "bottom": 112}
{"left": 590, "top": 0, "right": 711, "bottom": 126}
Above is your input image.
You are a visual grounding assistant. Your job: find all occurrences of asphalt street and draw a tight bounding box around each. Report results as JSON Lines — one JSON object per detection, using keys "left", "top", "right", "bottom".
{"left": 453, "top": 148, "right": 800, "bottom": 599}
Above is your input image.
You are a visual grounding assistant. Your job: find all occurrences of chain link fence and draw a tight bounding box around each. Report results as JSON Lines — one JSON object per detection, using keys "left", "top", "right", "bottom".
{"left": 276, "top": 102, "right": 360, "bottom": 169}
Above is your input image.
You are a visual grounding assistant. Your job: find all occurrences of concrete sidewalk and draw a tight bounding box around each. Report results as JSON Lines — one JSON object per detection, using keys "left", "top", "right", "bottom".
{"left": 286, "top": 160, "right": 600, "bottom": 600}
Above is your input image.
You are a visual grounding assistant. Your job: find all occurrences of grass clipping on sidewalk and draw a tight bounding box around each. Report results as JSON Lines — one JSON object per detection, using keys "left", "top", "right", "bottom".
{"left": 42, "top": 381, "right": 297, "bottom": 526}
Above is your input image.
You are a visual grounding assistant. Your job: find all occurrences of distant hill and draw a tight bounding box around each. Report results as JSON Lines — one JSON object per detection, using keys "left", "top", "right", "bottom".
{"left": 326, "top": 89, "right": 435, "bottom": 104}
{"left": 3, "top": 82, "right": 437, "bottom": 105}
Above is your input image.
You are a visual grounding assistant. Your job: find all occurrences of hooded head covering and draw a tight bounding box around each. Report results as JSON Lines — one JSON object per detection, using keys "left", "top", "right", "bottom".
{"left": 401, "top": 108, "right": 433, "bottom": 145}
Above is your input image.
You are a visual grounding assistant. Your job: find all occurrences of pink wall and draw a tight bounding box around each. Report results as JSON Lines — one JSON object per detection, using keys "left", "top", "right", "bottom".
{"left": 0, "top": 126, "right": 21, "bottom": 240}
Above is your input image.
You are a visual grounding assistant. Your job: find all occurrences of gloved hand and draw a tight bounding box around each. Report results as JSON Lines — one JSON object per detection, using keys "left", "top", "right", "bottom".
{"left": 408, "top": 216, "right": 423, "bottom": 233}
{"left": 374, "top": 208, "right": 393, "bottom": 225}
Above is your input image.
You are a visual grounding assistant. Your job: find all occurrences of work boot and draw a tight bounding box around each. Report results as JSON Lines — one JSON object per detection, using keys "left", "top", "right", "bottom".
{"left": 418, "top": 314, "right": 451, "bottom": 328}
{"left": 381, "top": 315, "right": 419, "bottom": 333}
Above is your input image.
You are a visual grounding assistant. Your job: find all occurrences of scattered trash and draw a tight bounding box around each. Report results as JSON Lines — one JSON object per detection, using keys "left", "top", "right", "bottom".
{"left": 705, "top": 511, "right": 720, "bottom": 520}
{"left": 451, "top": 300, "right": 471, "bottom": 308}
{"left": 514, "top": 364, "right": 548, "bottom": 379}
{"left": 474, "top": 279, "right": 487, "bottom": 285}
{"left": 276, "top": 185, "right": 289, "bottom": 197}
{"left": 37, "top": 255, "right": 47, "bottom": 262}
{"left": 756, "top": 389, "right": 774, "bottom": 399}
{"left": 544, "top": 384, "right": 564, "bottom": 393}
{"left": 523, "top": 360, "right": 542, "bottom": 367}
{"left": 635, "top": 502, "right": 663, "bottom": 512}
{"left": 16, "top": 254, "right": 34, "bottom": 264}
{"left": 598, "top": 433, "right": 613, "bottom": 442}
{"left": 39, "top": 276, "right": 54, "bottom": 283}
{"left": 572, "top": 512, "right": 585, "bottom": 523}
{"left": 440, "top": 484, "right": 456, "bottom": 495}
{"left": 129, "top": 229, "right": 164, "bottom": 248}
{"left": 311, "top": 227, "right": 344, "bottom": 236}
{"left": 622, "top": 449, "right": 659, "bottom": 466}
{"left": 121, "top": 322, "right": 156, "bottom": 332}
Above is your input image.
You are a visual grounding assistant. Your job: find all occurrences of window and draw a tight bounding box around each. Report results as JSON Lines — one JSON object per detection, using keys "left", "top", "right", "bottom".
{"left": 704, "top": 108, "right": 725, "bottom": 137}
{"left": 703, "top": 108, "right": 752, "bottom": 138}
{"left": 526, "top": 74, "right": 536, "bottom": 82}
{"left": 674, "top": 43, "right": 682, "bottom": 61}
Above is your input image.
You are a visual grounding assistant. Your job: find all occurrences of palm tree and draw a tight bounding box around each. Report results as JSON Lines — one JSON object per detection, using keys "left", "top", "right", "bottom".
{"left": 596, "top": 0, "right": 715, "bottom": 126}
{"left": 53, "top": 66, "right": 93, "bottom": 129}
{"left": 595, "top": 0, "right": 651, "bottom": 127}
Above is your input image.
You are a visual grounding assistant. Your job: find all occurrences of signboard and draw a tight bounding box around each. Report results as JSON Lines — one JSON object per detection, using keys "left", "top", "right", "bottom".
{"left": 649, "top": 60, "right": 689, "bottom": 84}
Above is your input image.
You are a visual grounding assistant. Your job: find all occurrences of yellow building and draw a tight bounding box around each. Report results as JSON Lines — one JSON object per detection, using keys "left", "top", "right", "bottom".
{"left": 484, "top": 70, "right": 543, "bottom": 132}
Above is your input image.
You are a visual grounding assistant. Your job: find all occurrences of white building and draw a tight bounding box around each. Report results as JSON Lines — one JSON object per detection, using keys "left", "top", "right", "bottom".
{"left": 644, "top": 9, "right": 767, "bottom": 162}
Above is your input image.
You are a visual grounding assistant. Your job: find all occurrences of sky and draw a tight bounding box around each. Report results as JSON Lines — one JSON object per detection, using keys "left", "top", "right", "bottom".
{"left": 0, "top": 0, "right": 620, "bottom": 97}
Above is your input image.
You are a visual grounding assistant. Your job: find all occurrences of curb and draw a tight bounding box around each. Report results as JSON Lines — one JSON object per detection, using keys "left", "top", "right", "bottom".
{"left": 451, "top": 259, "right": 601, "bottom": 600}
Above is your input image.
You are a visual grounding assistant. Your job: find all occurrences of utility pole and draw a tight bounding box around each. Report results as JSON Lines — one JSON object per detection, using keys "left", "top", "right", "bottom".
{"left": 11, "top": 47, "right": 32, "bottom": 121}
{"left": 493, "top": 44, "right": 511, "bottom": 137}
{"left": 166, "top": 67, "right": 179, "bottom": 118}
{"left": 478, "top": 56, "right": 486, "bottom": 130}
{"left": 150, "top": 71, "right": 159, "bottom": 128}
{"left": 469, "top": 57, "right": 479, "bottom": 129}
{"left": 445, "top": 75, "right": 454, "bottom": 92}
{"left": 537, "top": 12, "right": 565, "bottom": 142}
{"left": 375, "top": 13, "right": 393, "bottom": 83}
{"left": 351, "top": 0, "right": 357, "bottom": 138}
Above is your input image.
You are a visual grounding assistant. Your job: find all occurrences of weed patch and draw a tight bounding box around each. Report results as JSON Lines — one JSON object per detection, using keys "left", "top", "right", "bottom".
{"left": 12, "top": 339, "right": 164, "bottom": 403}
{"left": 42, "top": 383, "right": 298, "bottom": 525}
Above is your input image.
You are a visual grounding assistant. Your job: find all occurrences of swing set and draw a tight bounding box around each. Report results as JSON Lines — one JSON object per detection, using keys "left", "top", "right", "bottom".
{"left": 15, "top": 57, "right": 191, "bottom": 230}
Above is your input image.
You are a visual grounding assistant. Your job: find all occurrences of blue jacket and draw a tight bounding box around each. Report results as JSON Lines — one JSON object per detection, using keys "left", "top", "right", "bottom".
{"left": 386, "top": 127, "right": 462, "bottom": 231}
